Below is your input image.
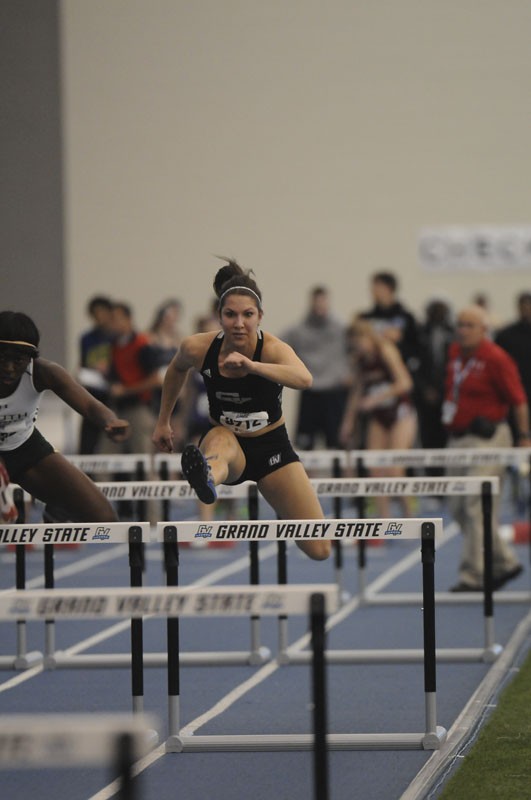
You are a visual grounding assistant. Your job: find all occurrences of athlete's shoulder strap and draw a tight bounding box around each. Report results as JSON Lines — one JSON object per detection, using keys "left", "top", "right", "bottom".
{"left": 253, "top": 329, "right": 264, "bottom": 361}
{"left": 200, "top": 331, "right": 223, "bottom": 375}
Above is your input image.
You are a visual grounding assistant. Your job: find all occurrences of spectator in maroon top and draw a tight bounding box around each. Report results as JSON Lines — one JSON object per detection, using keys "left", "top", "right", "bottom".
{"left": 103, "top": 302, "right": 163, "bottom": 456}
{"left": 443, "top": 305, "right": 530, "bottom": 592}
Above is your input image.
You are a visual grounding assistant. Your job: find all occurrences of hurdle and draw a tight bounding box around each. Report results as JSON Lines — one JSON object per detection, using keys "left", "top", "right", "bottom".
{"left": 310, "top": 475, "right": 504, "bottom": 663}
{"left": 349, "top": 447, "right": 530, "bottom": 606}
{"left": 0, "top": 713, "right": 156, "bottom": 800}
{"left": 157, "top": 517, "right": 447, "bottom": 751}
{"left": 0, "top": 585, "right": 352, "bottom": 770}
{"left": 0, "top": 523, "right": 151, "bottom": 705}
{"left": 0, "top": 509, "right": 272, "bottom": 672}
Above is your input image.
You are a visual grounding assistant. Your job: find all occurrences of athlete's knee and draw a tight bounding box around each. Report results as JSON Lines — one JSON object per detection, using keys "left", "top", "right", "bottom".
{"left": 298, "top": 540, "right": 331, "bottom": 561}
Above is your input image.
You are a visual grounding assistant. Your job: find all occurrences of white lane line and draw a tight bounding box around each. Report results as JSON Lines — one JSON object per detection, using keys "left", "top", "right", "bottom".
{"left": 87, "top": 526, "right": 459, "bottom": 800}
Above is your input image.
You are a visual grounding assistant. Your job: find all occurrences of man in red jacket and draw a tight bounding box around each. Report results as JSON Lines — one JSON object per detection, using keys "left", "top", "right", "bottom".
{"left": 443, "top": 305, "right": 529, "bottom": 591}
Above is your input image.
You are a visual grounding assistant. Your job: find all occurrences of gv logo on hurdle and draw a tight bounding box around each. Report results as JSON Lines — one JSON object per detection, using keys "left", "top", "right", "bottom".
{"left": 384, "top": 522, "right": 403, "bottom": 537}
{"left": 92, "top": 527, "right": 111, "bottom": 541}
{"left": 194, "top": 525, "right": 213, "bottom": 540}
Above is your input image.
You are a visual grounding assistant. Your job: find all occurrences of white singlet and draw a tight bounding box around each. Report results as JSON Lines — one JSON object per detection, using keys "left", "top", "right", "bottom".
{"left": 0, "top": 361, "right": 42, "bottom": 450}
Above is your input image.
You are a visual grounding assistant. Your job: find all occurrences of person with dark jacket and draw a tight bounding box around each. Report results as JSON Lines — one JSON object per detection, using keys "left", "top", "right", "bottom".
{"left": 416, "top": 297, "right": 455, "bottom": 453}
{"left": 495, "top": 291, "right": 531, "bottom": 442}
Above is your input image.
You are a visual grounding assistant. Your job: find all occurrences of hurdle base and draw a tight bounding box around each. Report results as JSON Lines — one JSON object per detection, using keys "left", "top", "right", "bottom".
{"left": 281, "top": 647, "right": 499, "bottom": 665}
{"left": 365, "top": 590, "right": 531, "bottom": 606}
{"left": 45, "top": 648, "right": 272, "bottom": 670}
{"left": 5, "top": 651, "right": 43, "bottom": 670}
{"left": 166, "top": 730, "right": 448, "bottom": 753}
{"left": 482, "top": 643, "right": 504, "bottom": 663}
{"left": 421, "top": 727, "right": 447, "bottom": 750}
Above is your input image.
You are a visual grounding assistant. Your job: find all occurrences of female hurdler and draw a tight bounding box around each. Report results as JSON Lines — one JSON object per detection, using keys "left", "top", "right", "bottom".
{"left": 0, "top": 311, "right": 128, "bottom": 523}
{"left": 152, "top": 260, "right": 330, "bottom": 561}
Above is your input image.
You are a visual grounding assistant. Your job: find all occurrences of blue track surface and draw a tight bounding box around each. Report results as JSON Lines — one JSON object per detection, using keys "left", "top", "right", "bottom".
{"left": 0, "top": 493, "right": 529, "bottom": 800}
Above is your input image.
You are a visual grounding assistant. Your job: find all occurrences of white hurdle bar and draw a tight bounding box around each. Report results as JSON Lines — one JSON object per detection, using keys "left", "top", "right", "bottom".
{"left": 0, "top": 712, "right": 157, "bottom": 765}
{"left": 311, "top": 476, "right": 504, "bottom": 663}
{"left": 0, "top": 583, "right": 447, "bottom": 753}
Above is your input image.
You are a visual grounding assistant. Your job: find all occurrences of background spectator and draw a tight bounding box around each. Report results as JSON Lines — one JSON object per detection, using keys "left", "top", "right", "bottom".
{"left": 495, "top": 291, "right": 531, "bottom": 443}
{"left": 416, "top": 296, "right": 455, "bottom": 456}
{"left": 77, "top": 295, "right": 114, "bottom": 454}
{"left": 340, "top": 317, "right": 417, "bottom": 517}
{"left": 359, "top": 271, "right": 421, "bottom": 382}
{"left": 148, "top": 298, "right": 184, "bottom": 449}
{"left": 443, "top": 304, "right": 528, "bottom": 592}
{"left": 282, "top": 286, "right": 350, "bottom": 449}
{"left": 102, "top": 302, "right": 162, "bottom": 456}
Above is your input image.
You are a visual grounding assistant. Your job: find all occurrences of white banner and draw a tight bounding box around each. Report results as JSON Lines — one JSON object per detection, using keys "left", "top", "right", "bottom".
{"left": 348, "top": 448, "right": 531, "bottom": 468}
{"left": 67, "top": 454, "right": 151, "bottom": 473}
{"left": 96, "top": 480, "right": 254, "bottom": 501}
{"left": 0, "top": 522, "right": 150, "bottom": 546}
{"left": 418, "top": 225, "right": 531, "bottom": 271}
{"left": 156, "top": 518, "right": 442, "bottom": 543}
{"left": 0, "top": 585, "right": 339, "bottom": 620}
{"left": 311, "top": 477, "right": 499, "bottom": 496}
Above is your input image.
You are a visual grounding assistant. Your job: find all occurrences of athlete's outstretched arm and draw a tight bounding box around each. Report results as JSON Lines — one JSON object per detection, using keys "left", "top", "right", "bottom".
{"left": 33, "top": 359, "right": 129, "bottom": 441}
{"left": 152, "top": 337, "right": 199, "bottom": 452}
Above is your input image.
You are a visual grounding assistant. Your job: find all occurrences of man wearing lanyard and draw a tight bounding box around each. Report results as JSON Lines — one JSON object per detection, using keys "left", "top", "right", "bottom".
{"left": 443, "top": 305, "right": 529, "bottom": 592}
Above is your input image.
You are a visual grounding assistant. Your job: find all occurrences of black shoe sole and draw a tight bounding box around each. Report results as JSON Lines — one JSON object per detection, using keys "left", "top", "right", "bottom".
{"left": 181, "top": 445, "right": 217, "bottom": 505}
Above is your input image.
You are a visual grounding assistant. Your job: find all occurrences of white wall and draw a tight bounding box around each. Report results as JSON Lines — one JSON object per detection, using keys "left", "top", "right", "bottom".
{"left": 61, "top": 0, "right": 531, "bottom": 370}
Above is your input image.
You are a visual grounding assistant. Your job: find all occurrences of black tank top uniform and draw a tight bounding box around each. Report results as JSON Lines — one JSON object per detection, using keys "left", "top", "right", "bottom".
{"left": 200, "top": 330, "right": 283, "bottom": 435}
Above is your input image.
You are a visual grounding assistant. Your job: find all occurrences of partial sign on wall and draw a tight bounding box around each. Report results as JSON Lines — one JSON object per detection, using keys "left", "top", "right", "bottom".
{"left": 418, "top": 226, "right": 531, "bottom": 271}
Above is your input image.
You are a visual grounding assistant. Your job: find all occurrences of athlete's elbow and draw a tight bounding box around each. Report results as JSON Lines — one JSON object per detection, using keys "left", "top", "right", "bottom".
{"left": 300, "top": 372, "right": 313, "bottom": 390}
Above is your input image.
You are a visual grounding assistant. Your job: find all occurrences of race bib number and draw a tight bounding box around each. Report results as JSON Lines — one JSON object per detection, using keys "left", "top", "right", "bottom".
{"left": 220, "top": 410, "right": 269, "bottom": 433}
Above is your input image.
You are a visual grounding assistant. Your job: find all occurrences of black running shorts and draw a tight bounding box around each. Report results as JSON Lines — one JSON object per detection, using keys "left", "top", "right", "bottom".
{"left": 226, "top": 424, "right": 300, "bottom": 484}
{"left": 0, "top": 429, "right": 55, "bottom": 483}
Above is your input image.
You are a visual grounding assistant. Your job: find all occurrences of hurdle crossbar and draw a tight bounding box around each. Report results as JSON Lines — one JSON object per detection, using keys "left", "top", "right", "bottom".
{"left": 0, "top": 712, "right": 157, "bottom": 767}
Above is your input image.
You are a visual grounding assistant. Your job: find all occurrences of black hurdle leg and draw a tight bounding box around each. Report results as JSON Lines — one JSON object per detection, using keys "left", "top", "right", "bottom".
{"left": 420, "top": 520, "right": 443, "bottom": 746}
{"left": 135, "top": 460, "right": 147, "bottom": 571}
{"left": 248, "top": 483, "right": 269, "bottom": 663}
{"left": 114, "top": 732, "right": 136, "bottom": 800}
{"left": 311, "top": 593, "right": 329, "bottom": 800}
{"left": 356, "top": 457, "right": 368, "bottom": 599}
{"left": 12, "top": 488, "right": 35, "bottom": 668}
{"left": 11, "top": 489, "right": 42, "bottom": 669}
{"left": 481, "top": 481, "right": 501, "bottom": 660}
{"left": 163, "top": 525, "right": 180, "bottom": 738}
{"left": 159, "top": 458, "right": 170, "bottom": 522}
{"left": 128, "top": 525, "right": 145, "bottom": 714}
{"left": 332, "top": 456, "right": 347, "bottom": 605}
{"left": 43, "top": 543, "right": 55, "bottom": 663}
{"left": 277, "top": 541, "right": 289, "bottom": 660}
